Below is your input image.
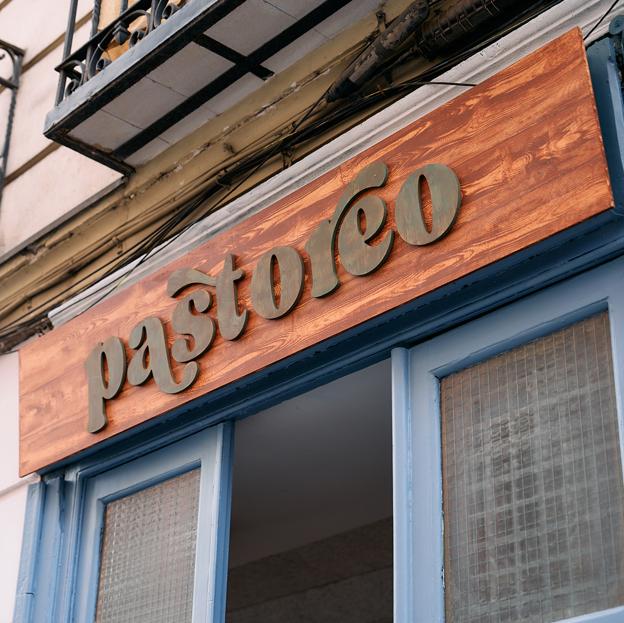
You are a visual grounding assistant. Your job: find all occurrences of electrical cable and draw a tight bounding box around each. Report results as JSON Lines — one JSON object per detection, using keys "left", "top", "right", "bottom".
{"left": 0, "top": 0, "right": 566, "bottom": 348}
{"left": 0, "top": 66, "right": 497, "bottom": 345}
{"left": 0, "top": 87, "right": 335, "bottom": 344}
{"left": 584, "top": 0, "right": 621, "bottom": 40}
{"left": 0, "top": 81, "right": 334, "bottom": 333}
{"left": 0, "top": 57, "right": 514, "bottom": 345}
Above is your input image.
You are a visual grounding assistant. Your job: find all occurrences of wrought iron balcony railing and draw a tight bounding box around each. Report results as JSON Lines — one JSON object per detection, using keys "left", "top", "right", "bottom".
{"left": 56, "top": 0, "right": 187, "bottom": 106}
{"left": 45, "top": 0, "right": 371, "bottom": 173}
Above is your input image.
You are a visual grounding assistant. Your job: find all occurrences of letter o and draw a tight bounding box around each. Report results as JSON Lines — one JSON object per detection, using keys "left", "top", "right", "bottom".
{"left": 251, "top": 246, "right": 305, "bottom": 319}
{"left": 395, "top": 163, "right": 461, "bottom": 246}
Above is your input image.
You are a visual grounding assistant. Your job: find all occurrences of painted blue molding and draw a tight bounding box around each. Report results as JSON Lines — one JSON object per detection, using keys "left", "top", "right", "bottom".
{"left": 392, "top": 348, "right": 445, "bottom": 622}
{"left": 404, "top": 256, "right": 624, "bottom": 623}
{"left": 587, "top": 26, "right": 624, "bottom": 214}
{"left": 210, "top": 422, "right": 234, "bottom": 623}
{"left": 13, "top": 476, "right": 67, "bottom": 623}
{"left": 13, "top": 482, "right": 44, "bottom": 623}
{"left": 65, "top": 424, "right": 232, "bottom": 623}
{"left": 18, "top": 227, "right": 624, "bottom": 622}
{"left": 391, "top": 348, "right": 414, "bottom": 623}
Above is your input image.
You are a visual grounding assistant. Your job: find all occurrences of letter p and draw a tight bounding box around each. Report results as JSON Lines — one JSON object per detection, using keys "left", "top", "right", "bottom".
{"left": 85, "top": 337, "right": 127, "bottom": 433}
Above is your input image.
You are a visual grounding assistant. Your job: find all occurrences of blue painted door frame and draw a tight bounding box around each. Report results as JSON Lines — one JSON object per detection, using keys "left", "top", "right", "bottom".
{"left": 70, "top": 424, "right": 233, "bottom": 622}
{"left": 392, "top": 256, "right": 624, "bottom": 622}
{"left": 14, "top": 31, "right": 624, "bottom": 623}
{"left": 15, "top": 424, "right": 233, "bottom": 623}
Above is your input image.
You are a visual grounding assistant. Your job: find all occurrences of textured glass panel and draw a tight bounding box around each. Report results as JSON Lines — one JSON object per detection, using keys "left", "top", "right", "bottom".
{"left": 441, "top": 312, "right": 624, "bottom": 623}
{"left": 95, "top": 468, "right": 200, "bottom": 623}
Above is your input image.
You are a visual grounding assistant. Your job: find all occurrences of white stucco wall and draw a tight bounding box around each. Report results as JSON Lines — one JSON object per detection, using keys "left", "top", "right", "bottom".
{"left": 0, "top": 352, "right": 29, "bottom": 623}
{"left": 0, "top": 0, "right": 92, "bottom": 65}
{"left": 0, "top": 487, "right": 27, "bottom": 623}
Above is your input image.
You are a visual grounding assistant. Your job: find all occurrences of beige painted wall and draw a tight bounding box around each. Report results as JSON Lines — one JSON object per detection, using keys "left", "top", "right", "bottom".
{"left": 0, "top": 0, "right": 92, "bottom": 64}
{"left": 0, "top": 0, "right": 122, "bottom": 257}
{"left": 4, "top": 21, "right": 93, "bottom": 177}
{"left": 0, "top": 147, "right": 120, "bottom": 251}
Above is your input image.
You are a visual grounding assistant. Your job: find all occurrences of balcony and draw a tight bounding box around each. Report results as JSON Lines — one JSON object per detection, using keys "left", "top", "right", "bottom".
{"left": 44, "top": 0, "right": 378, "bottom": 173}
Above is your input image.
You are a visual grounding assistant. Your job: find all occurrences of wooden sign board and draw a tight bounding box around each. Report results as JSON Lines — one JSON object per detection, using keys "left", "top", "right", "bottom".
{"left": 19, "top": 29, "right": 613, "bottom": 475}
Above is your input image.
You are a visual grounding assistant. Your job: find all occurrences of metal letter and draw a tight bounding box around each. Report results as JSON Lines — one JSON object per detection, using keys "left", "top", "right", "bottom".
{"left": 85, "top": 336, "right": 127, "bottom": 433}
{"left": 250, "top": 246, "right": 304, "bottom": 319}
{"left": 395, "top": 163, "right": 461, "bottom": 246}
{"left": 215, "top": 254, "right": 248, "bottom": 340}
{"left": 171, "top": 290, "right": 216, "bottom": 363}
{"left": 127, "top": 317, "right": 198, "bottom": 393}
{"left": 167, "top": 256, "right": 247, "bottom": 342}
{"left": 167, "top": 267, "right": 216, "bottom": 296}
{"left": 305, "top": 161, "right": 388, "bottom": 297}
{"left": 337, "top": 195, "right": 394, "bottom": 276}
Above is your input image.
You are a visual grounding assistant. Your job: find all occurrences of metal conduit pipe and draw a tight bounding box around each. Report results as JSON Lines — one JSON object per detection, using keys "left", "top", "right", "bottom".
{"left": 415, "top": 0, "right": 530, "bottom": 58}
{"left": 326, "top": 0, "right": 430, "bottom": 102}
{"left": 327, "top": 0, "right": 544, "bottom": 102}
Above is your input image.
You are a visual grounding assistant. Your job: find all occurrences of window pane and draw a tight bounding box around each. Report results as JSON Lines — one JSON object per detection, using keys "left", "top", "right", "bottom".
{"left": 441, "top": 312, "right": 624, "bottom": 623}
{"left": 95, "top": 468, "right": 200, "bottom": 623}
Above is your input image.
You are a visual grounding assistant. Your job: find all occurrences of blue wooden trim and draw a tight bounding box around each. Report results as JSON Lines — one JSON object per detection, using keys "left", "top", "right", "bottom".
{"left": 412, "top": 254, "right": 623, "bottom": 379}
{"left": 23, "top": 476, "right": 66, "bottom": 623}
{"left": 55, "top": 467, "right": 89, "bottom": 622}
{"left": 21, "top": 222, "right": 624, "bottom": 622}
{"left": 22, "top": 250, "right": 624, "bottom": 620}
{"left": 393, "top": 347, "right": 444, "bottom": 622}
{"left": 412, "top": 368, "right": 444, "bottom": 623}
{"left": 588, "top": 35, "right": 624, "bottom": 214}
{"left": 430, "top": 297, "right": 608, "bottom": 380}
{"left": 555, "top": 606, "right": 624, "bottom": 622}
{"left": 67, "top": 424, "right": 231, "bottom": 623}
{"left": 13, "top": 482, "right": 45, "bottom": 623}
{"left": 24, "top": 222, "right": 624, "bottom": 620}
{"left": 605, "top": 283, "right": 624, "bottom": 488}
{"left": 405, "top": 255, "right": 624, "bottom": 622}
{"left": 391, "top": 348, "right": 414, "bottom": 623}
{"left": 198, "top": 422, "right": 233, "bottom": 623}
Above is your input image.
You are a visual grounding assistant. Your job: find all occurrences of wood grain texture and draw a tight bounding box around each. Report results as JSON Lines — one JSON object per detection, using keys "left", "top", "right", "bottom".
{"left": 19, "top": 29, "right": 614, "bottom": 475}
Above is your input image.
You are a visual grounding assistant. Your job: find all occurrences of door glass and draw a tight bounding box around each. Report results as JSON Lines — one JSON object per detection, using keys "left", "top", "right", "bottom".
{"left": 95, "top": 468, "right": 201, "bottom": 623}
{"left": 440, "top": 312, "right": 624, "bottom": 622}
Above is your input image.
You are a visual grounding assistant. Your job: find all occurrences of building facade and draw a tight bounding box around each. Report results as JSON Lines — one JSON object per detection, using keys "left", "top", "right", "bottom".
{"left": 3, "top": 1, "right": 624, "bottom": 622}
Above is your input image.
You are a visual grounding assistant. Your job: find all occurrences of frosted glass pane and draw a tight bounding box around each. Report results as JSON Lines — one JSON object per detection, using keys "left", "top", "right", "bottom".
{"left": 95, "top": 468, "right": 200, "bottom": 623}
{"left": 441, "top": 312, "right": 624, "bottom": 623}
